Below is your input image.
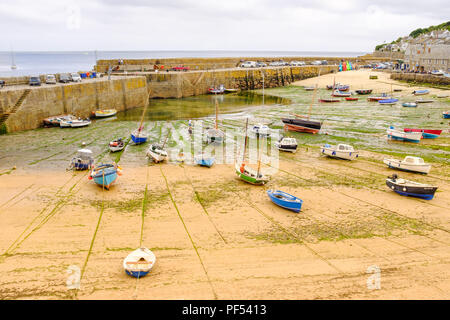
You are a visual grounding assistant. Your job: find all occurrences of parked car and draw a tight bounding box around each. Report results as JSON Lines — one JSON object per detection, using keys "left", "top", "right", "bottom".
{"left": 0, "top": 80, "right": 5, "bottom": 88}
{"left": 71, "top": 73, "right": 82, "bottom": 82}
{"left": 320, "top": 60, "right": 328, "bottom": 65}
{"left": 45, "top": 74, "right": 56, "bottom": 84}
{"left": 255, "top": 62, "right": 267, "bottom": 67}
{"left": 29, "top": 76, "right": 41, "bottom": 86}
{"left": 59, "top": 73, "right": 71, "bottom": 83}
{"left": 171, "top": 65, "right": 190, "bottom": 71}
{"left": 240, "top": 61, "right": 257, "bottom": 68}
{"left": 290, "top": 61, "right": 305, "bottom": 66}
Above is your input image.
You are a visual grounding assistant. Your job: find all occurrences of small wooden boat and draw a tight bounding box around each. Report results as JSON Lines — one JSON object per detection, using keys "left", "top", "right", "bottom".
{"left": 195, "top": 154, "right": 215, "bottom": 167}
{"left": 89, "top": 163, "right": 121, "bottom": 189}
{"left": 412, "top": 89, "right": 429, "bottom": 96}
{"left": 415, "top": 99, "right": 434, "bottom": 103}
{"left": 235, "top": 161, "right": 270, "bottom": 185}
{"left": 92, "top": 109, "right": 117, "bottom": 118}
{"left": 267, "top": 190, "right": 303, "bottom": 213}
{"left": 332, "top": 89, "right": 351, "bottom": 97}
{"left": 345, "top": 97, "right": 358, "bottom": 101}
{"left": 404, "top": 128, "right": 442, "bottom": 139}
{"left": 131, "top": 129, "right": 148, "bottom": 144}
{"left": 250, "top": 123, "right": 270, "bottom": 137}
{"left": 123, "top": 247, "right": 156, "bottom": 278}
{"left": 443, "top": 111, "right": 450, "bottom": 119}
{"left": 146, "top": 143, "right": 168, "bottom": 163}
{"left": 367, "top": 93, "right": 390, "bottom": 101}
{"left": 402, "top": 102, "right": 417, "bottom": 107}
{"left": 383, "top": 156, "right": 431, "bottom": 174}
{"left": 387, "top": 126, "right": 422, "bottom": 143}
{"left": 320, "top": 143, "right": 358, "bottom": 160}
{"left": 319, "top": 98, "right": 340, "bottom": 103}
{"left": 109, "top": 138, "right": 125, "bottom": 152}
{"left": 69, "top": 149, "right": 94, "bottom": 170}
{"left": 379, "top": 98, "right": 398, "bottom": 105}
{"left": 386, "top": 174, "right": 437, "bottom": 200}
{"left": 274, "top": 137, "right": 297, "bottom": 153}
{"left": 355, "top": 89, "right": 372, "bottom": 95}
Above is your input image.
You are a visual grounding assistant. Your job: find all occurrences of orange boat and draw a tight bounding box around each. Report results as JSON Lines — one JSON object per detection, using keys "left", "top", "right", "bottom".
{"left": 345, "top": 97, "right": 358, "bottom": 101}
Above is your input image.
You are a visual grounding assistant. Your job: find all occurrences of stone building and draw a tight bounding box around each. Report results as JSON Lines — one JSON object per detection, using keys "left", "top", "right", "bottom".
{"left": 405, "top": 44, "right": 450, "bottom": 72}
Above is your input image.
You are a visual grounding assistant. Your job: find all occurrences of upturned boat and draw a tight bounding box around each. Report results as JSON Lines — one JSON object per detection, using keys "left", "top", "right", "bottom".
{"left": 123, "top": 247, "right": 156, "bottom": 278}
{"left": 402, "top": 102, "right": 417, "bottom": 107}
{"left": 146, "top": 143, "right": 168, "bottom": 163}
{"left": 69, "top": 149, "right": 94, "bottom": 170}
{"left": 386, "top": 126, "right": 422, "bottom": 143}
{"left": 89, "top": 163, "right": 121, "bottom": 189}
{"left": 403, "top": 128, "right": 442, "bottom": 139}
{"left": 92, "top": 109, "right": 117, "bottom": 118}
{"left": 109, "top": 138, "right": 125, "bottom": 152}
{"left": 267, "top": 190, "right": 303, "bottom": 213}
{"left": 319, "top": 98, "right": 340, "bottom": 103}
{"left": 383, "top": 156, "right": 431, "bottom": 174}
{"left": 355, "top": 89, "right": 372, "bottom": 95}
{"left": 274, "top": 137, "right": 297, "bottom": 153}
{"left": 412, "top": 89, "right": 429, "bottom": 96}
{"left": 332, "top": 89, "right": 351, "bottom": 97}
{"left": 379, "top": 98, "right": 398, "bottom": 105}
{"left": 320, "top": 143, "right": 358, "bottom": 160}
{"left": 443, "top": 111, "right": 450, "bottom": 119}
{"left": 386, "top": 174, "right": 437, "bottom": 200}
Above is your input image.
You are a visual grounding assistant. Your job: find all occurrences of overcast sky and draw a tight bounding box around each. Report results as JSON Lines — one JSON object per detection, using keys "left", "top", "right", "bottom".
{"left": 0, "top": 0, "right": 448, "bottom": 52}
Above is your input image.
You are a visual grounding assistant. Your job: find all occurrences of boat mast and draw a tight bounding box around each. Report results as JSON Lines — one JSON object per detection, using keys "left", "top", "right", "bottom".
{"left": 256, "top": 135, "right": 262, "bottom": 177}
{"left": 307, "top": 69, "right": 321, "bottom": 120}
{"left": 215, "top": 99, "right": 219, "bottom": 130}
{"left": 137, "top": 96, "right": 149, "bottom": 133}
{"left": 242, "top": 118, "right": 249, "bottom": 163}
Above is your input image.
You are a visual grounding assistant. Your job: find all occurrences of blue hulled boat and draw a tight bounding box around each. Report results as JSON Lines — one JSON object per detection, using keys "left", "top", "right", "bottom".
{"left": 443, "top": 111, "right": 450, "bottom": 119}
{"left": 90, "top": 164, "right": 120, "bottom": 189}
{"left": 131, "top": 129, "right": 148, "bottom": 144}
{"left": 267, "top": 190, "right": 303, "bottom": 213}
{"left": 123, "top": 248, "right": 156, "bottom": 278}
{"left": 195, "top": 156, "right": 215, "bottom": 167}
{"left": 386, "top": 174, "right": 437, "bottom": 200}
{"left": 412, "top": 89, "right": 429, "bottom": 95}
{"left": 379, "top": 98, "right": 398, "bottom": 105}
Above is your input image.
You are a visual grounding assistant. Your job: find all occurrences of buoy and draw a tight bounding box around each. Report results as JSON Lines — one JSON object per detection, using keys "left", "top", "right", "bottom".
{"left": 82, "top": 142, "right": 86, "bottom": 147}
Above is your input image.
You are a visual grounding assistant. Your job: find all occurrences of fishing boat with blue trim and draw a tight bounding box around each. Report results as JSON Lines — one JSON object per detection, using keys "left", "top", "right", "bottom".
{"left": 320, "top": 143, "right": 358, "bottom": 160}
{"left": 267, "top": 190, "right": 303, "bottom": 213}
{"left": 332, "top": 89, "right": 351, "bottom": 97}
{"left": 404, "top": 128, "right": 442, "bottom": 139}
{"left": 89, "top": 163, "right": 121, "bottom": 189}
{"left": 123, "top": 247, "right": 156, "bottom": 278}
{"left": 383, "top": 156, "right": 431, "bottom": 174}
{"left": 387, "top": 126, "right": 422, "bottom": 143}
{"left": 386, "top": 174, "right": 437, "bottom": 200}
{"left": 131, "top": 128, "right": 148, "bottom": 144}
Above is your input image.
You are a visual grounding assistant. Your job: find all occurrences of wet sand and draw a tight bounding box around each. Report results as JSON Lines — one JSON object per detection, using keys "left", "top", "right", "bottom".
{"left": 0, "top": 69, "right": 449, "bottom": 300}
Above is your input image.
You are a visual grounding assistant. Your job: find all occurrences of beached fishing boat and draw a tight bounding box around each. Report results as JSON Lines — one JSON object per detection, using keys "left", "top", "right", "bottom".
{"left": 412, "top": 89, "right": 429, "bottom": 95}
{"left": 224, "top": 88, "right": 239, "bottom": 93}
{"left": 208, "top": 84, "right": 225, "bottom": 94}
{"left": 89, "top": 163, "right": 121, "bottom": 189}
{"left": 386, "top": 126, "right": 422, "bottom": 143}
{"left": 250, "top": 123, "right": 270, "bottom": 137}
{"left": 402, "top": 102, "right": 417, "bottom": 108}
{"left": 109, "top": 138, "right": 125, "bottom": 152}
{"left": 443, "top": 111, "right": 450, "bottom": 119}
{"left": 320, "top": 143, "right": 358, "bottom": 160}
{"left": 60, "top": 118, "right": 91, "bottom": 128}
{"left": 267, "top": 190, "right": 303, "bottom": 213}
{"left": 404, "top": 128, "right": 442, "bottom": 139}
{"left": 319, "top": 98, "right": 340, "bottom": 103}
{"left": 68, "top": 149, "right": 94, "bottom": 170}
{"left": 336, "top": 84, "right": 349, "bottom": 91}
{"left": 274, "top": 136, "right": 297, "bottom": 153}
{"left": 131, "top": 96, "right": 149, "bottom": 144}
{"left": 383, "top": 156, "right": 431, "bottom": 174}
{"left": 345, "top": 97, "right": 358, "bottom": 101}
{"left": 367, "top": 93, "right": 390, "bottom": 101}
{"left": 379, "top": 98, "right": 398, "bottom": 105}
{"left": 195, "top": 154, "right": 215, "bottom": 167}
{"left": 415, "top": 99, "right": 434, "bottom": 103}
{"left": 205, "top": 100, "right": 225, "bottom": 143}
{"left": 146, "top": 143, "right": 168, "bottom": 163}
{"left": 332, "top": 90, "right": 351, "bottom": 97}
{"left": 386, "top": 174, "right": 437, "bottom": 200}
{"left": 43, "top": 114, "right": 75, "bottom": 127}
{"left": 355, "top": 89, "right": 372, "bottom": 95}
{"left": 92, "top": 109, "right": 117, "bottom": 118}
{"left": 123, "top": 247, "right": 156, "bottom": 278}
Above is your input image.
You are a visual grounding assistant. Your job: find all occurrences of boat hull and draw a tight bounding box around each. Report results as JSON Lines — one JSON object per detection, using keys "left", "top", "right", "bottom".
{"left": 131, "top": 132, "right": 147, "bottom": 144}
{"left": 443, "top": 112, "right": 450, "bottom": 119}
{"left": 321, "top": 147, "right": 358, "bottom": 160}
{"left": 282, "top": 118, "right": 321, "bottom": 134}
{"left": 319, "top": 99, "right": 340, "bottom": 103}
{"left": 387, "top": 128, "right": 422, "bottom": 143}
{"left": 196, "top": 158, "right": 214, "bottom": 167}
{"left": 383, "top": 159, "right": 431, "bottom": 174}
{"left": 386, "top": 179, "right": 437, "bottom": 200}
{"left": 402, "top": 103, "right": 417, "bottom": 107}
{"left": 355, "top": 89, "right": 372, "bottom": 95}
{"left": 91, "top": 165, "right": 118, "bottom": 189}
{"left": 413, "top": 90, "right": 429, "bottom": 96}
{"left": 267, "top": 190, "right": 303, "bottom": 213}
{"left": 404, "top": 128, "right": 442, "bottom": 139}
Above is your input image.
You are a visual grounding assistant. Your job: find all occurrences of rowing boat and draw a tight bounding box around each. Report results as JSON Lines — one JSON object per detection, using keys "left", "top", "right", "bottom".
{"left": 267, "top": 190, "right": 303, "bottom": 213}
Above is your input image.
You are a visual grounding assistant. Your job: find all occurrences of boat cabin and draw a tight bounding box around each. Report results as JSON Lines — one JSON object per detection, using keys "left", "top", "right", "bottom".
{"left": 337, "top": 144, "right": 354, "bottom": 152}
{"left": 403, "top": 156, "right": 424, "bottom": 164}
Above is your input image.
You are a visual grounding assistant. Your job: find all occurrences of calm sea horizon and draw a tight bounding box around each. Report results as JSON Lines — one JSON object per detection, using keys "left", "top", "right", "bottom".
{"left": 0, "top": 50, "right": 368, "bottom": 77}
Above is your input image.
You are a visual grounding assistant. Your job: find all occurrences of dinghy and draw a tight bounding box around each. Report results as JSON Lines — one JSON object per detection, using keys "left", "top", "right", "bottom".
{"left": 383, "top": 156, "right": 431, "bottom": 174}
{"left": 89, "top": 163, "right": 121, "bottom": 189}
{"left": 195, "top": 154, "right": 215, "bottom": 167}
{"left": 443, "top": 111, "right": 450, "bottom": 119}
{"left": 60, "top": 118, "right": 91, "bottom": 128}
{"left": 320, "top": 143, "right": 358, "bottom": 160}
{"left": 402, "top": 102, "right": 417, "bottom": 108}
{"left": 69, "top": 149, "right": 94, "bottom": 170}
{"left": 367, "top": 93, "right": 390, "bottom": 101}
{"left": 415, "top": 99, "right": 434, "bottom": 103}
{"left": 355, "top": 89, "right": 372, "bottom": 95}
{"left": 379, "top": 98, "right": 398, "bottom": 105}
{"left": 387, "top": 126, "right": 422, "bottom": 143}
{"left": 274, "top": 137, "right": 297, "bottom": 153}
{"left": 386, "top": 174, "right": 437, "bottom": 200}
{"left": 267, "top": 190, "right": 303, "bottom": 213}
{"left": 208, "top": 84, "right": 225, "bottom": 94}
{"left": 123, "top": 247, "right": 156, "bottom": 278}
{"left": 92, "top": 109, "right": 117, "bottom": 118}
{"left": 345, "top": 97, "right": 358, "bottom": 101}
{"left": 412, "top": 89, "right": 429, "bottom": 96}
{"left": 109, "top": 138, "right": 125, "bottom": 152}
{"left": 404, "top": 128, "right": 442, "bottom": 139}
{"left": 332, "top": 89, "right": 351, "bottom": 97}
{"left": 319, "top": 98, "right": 340, "bottom": 103}
{"left": 146, "top": 143, "right": 168, "bottom": 163}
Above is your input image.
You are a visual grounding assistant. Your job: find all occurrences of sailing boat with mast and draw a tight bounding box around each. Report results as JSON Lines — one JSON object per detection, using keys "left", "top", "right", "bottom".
{"left": 235, "top": 118, "right": 270, "bottom": 185}
{"left": 131, "top": 101, "right": 149, "bottom": 144}
{"left": 205, "top": 99, "right": 225, "bottom": 143}
{"left": 146, "top": 131, "right": 169, "bottom": 163}
{"left": 282, "top": 71, "right": 322, "bottom": 134}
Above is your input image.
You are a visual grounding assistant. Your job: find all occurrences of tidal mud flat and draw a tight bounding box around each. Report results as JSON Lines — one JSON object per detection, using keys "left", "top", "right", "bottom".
{"left": 0, "top": 70, "right": 449, "bottom": 299}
